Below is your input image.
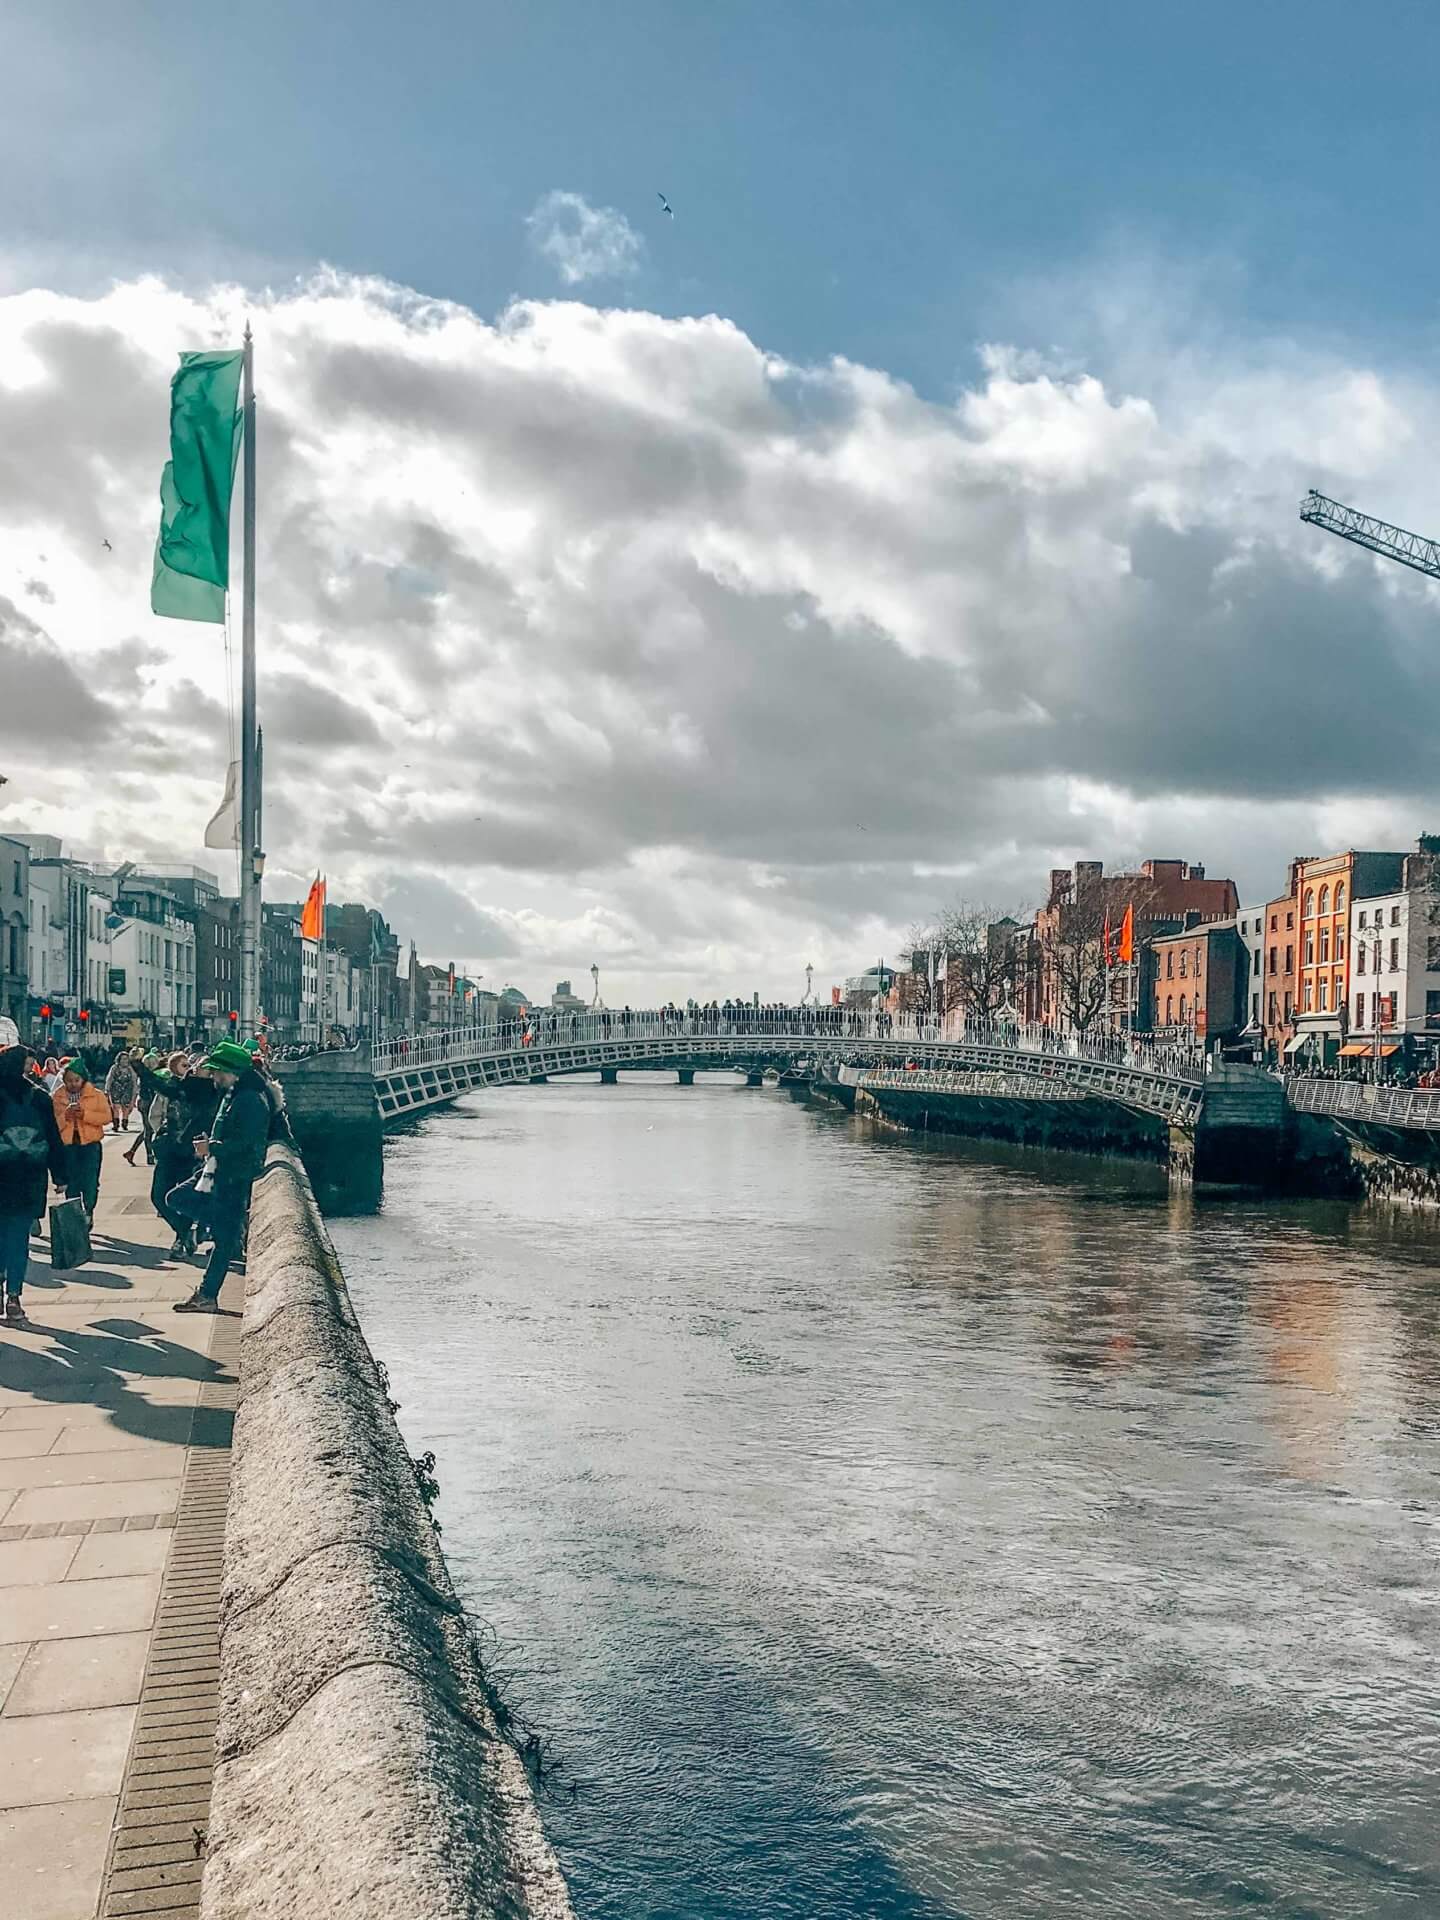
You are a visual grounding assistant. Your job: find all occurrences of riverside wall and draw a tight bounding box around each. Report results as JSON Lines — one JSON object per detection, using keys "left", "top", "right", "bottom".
{"left": 201, "top": 1143, "right": 574, "bottom": 1920}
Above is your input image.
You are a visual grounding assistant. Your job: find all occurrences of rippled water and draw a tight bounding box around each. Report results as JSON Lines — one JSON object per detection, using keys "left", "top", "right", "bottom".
{"left": 331, "top": 1074, "right": 1440, "bottom": 1919}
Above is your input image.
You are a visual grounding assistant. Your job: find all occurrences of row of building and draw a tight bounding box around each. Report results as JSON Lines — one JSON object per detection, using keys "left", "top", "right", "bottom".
{"left": 886, "top": 838, "right": 1440, "bottom": 1068}
{"left": 0, "top": 831, "right": 584, "bottom": 1052}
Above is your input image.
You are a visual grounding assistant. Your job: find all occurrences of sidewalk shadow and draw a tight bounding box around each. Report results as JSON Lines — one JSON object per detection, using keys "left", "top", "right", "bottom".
{"left": 0, "top": 1316, "right": 235, "bottom": 1450}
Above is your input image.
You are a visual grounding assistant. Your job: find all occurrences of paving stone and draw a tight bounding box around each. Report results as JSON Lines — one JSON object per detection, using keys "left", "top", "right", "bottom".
{"left": 0, "top": 1642, "right": 26, "bottom": 1711}
{"left": 0, "top": 1449, "right": 184, "bottom": 1490}
{"left": 6, "top": 1630, "right": 150, "bottom": 1715}
{"left": 0, "top": 1702, "right": 136, "bottom": 1806}
{"left": 0, "top": 1535, "right": 79, "bottom": 1588}
{"left": 69, "top": 1528, "right": 174, "bottom": 1581}
{"left": 0, "top": 1795, "right": 117, "bottom": 1920}
{"left": 7, "top": 1481, "right": 182, "bottom": 1526}
{"left": 0, "top": 1573, "right": 160, "bottom": 1644}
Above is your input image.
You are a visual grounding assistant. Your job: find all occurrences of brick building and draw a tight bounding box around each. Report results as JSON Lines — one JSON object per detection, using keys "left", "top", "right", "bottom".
{"left": 1291, "top": 850, "right": 1405, "bottom": 1063}
{"left": 1149, "top": 917, "right": 1246, "bottom": 1043}
{"left": 1261, "top": 872, "right": 1300, "bottom": 1063}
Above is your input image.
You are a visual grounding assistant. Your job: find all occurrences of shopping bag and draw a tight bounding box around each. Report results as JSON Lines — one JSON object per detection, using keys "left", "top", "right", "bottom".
{"left": 49, "top": 1197, "right": 93, "bottom": 1271}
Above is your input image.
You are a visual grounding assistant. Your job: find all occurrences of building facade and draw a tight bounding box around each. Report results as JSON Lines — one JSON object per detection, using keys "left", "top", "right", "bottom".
{"left": 1235, "top": 905, "right": 1266, "bottom": 1042}
{"left": 1347, "top": 842, "right": 1440, "bottom": 1065}
{"left": 109, "top": 875, "right": 196, "bottom": 1042}
{"left": 0, "top": 835, "right": 28, "bottom": 1030}
{"left": 260, "top": 906, "right": 303, "bottom": 1041}
{"left": 1262, "top": 874, "right": 1300, "bottom": 1063}
{"left": 1149, "top": 918, "right": 1246, "bottom": 1043}
{"left": 1291, "top": 850, "right": 1405, "bottom": 1063}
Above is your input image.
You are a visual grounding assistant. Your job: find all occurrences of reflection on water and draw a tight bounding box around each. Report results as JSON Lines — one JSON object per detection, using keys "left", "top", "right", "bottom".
{"left": 331, "top": 1075, "right": 1440, "bottom": 1920}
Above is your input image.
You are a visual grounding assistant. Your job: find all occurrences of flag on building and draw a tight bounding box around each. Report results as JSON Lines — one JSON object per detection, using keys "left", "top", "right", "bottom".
{"left": 203, "top": 760, "right": 240, "bottom": 848}
{"left": 151, "top": 349, "right": 245, "bottom": 623}
{"left": 1118, "top": 904, "right": 1135, "bottom": 965}
{"left": 300, "top": 875, "right": 326, "bottom": 941}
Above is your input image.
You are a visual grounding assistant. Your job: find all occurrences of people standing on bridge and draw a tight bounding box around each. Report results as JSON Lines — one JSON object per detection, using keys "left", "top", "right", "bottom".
{"left": 105, "top": 1051, "right": 139, "bottom": 1133}
{"left": 173, "top": 1041, "right": 270, "bottom": 1313}
{"left": 52, "top": 1058, "right": 109, "bottom": 1225}
{"left": 0, "top": 1020, "right": 67, "bottom": 1323}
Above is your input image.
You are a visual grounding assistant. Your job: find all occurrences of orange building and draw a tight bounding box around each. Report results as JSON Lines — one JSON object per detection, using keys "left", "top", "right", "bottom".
{"left": 1290, "top": 850, "right": 1405, "bottom": 1062}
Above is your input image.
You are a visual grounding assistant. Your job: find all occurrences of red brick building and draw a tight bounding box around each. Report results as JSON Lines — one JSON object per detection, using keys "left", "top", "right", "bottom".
{"left": 1149, "top": 916, "right": 1246, "bottom": 1042}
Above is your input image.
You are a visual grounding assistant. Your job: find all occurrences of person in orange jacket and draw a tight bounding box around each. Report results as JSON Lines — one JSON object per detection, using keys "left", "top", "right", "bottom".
{"left": 53, "top": 1059, "right": 111, "bottom": 1224}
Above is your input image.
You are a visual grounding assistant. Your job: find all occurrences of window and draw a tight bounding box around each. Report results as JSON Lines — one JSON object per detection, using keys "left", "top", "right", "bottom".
{"left": 1391, "top": 904, "right": 1402, "bottom": 927}
{"left": 1284, "top": 991, "right": 1293, "bottom": 1019}
{"left": 1335, "top": 933, "right": 1345, "bottom": 963}
{"left": 1165, "top": 994, "right": 1173, "bottom": 1023}
{"left": 1268, "top": 945, "right": 1277, "bottom": 975}
{"left": 1319, "top": 884, "right": 1330, "bottom": 914}
{"left": 1356, "top": 994, "right": 1365, "bottom": 1027}
{"left": 1253, "top": 948, "right": 1261, "bottom": 976}
{"left": 1359, "top": 909, "right": 1368, "bottom": 929}
{"left": 1179, "top": 951, "right": 1188, "bottom": 977}
{"left": 1303, "top": 982, "right": 1313, "bottom": 1011}
{"left": 1285, "top": 944, "right": 1294, "bottom": 973}
{"left": 1427, "top": 991, "right": 1440, "bottom": 1020}
{"left": 1179, "top": 994, "right": 1189, "bottom": 1021}
{"left": 1390, "top": 938, "right": 1400, "bottom": 972}
{"left": 1194, "top": 945, "right": 1203, "bottom": 973}
{"left": 1429, "top": 936, "right": 1440, "bottom": 970}
{"left": 1319, "top": 980, "right": 1329, "bottom": 1011}
{"left": 1270, "top": 913, "right": 1277, "bottom": 932}
{"left": 1304, "top": 934, "right": 1314, "bottom": 965}
{"left": 1286, "top": 912, "right": 1294, "bottom": 930}
{"left": 1335, "top": 882, "right": 1346, "bottom": 912}
{"left": 1166, "top": 950, "right": 1173, "bottom": 979}
{"left": 1357, "top": 946, "right": 1367, "bottom": 975}
{"left": 1319, "top": 928, "right": 1330, "bottom": 963}
{"left": 1303, "top": 888, "right": 1315, "bottom": 916}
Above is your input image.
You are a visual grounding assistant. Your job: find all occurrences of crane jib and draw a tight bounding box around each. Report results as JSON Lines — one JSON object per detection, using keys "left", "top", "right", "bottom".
{"left": 1300, "top": 489, "right": 1440, "bottom": 581}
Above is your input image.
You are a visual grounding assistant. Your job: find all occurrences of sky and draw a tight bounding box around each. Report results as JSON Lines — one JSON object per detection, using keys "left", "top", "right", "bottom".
{"left": 3, "top": 1, "right": 1440, "bottom": 1003}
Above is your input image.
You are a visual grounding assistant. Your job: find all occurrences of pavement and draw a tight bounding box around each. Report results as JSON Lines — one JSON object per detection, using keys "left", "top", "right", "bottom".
{"left": 0, "top": 1128, "right": 239, "bottom": 1920}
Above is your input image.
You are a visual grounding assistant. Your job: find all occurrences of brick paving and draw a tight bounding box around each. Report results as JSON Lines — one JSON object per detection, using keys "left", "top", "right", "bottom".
{"left": 0, "top": 1131, "right": 238, "bottom": 1919}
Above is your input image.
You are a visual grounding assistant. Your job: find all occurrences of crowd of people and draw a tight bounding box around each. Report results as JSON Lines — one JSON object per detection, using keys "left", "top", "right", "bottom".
{"left": 0, "top": 1017, "right": 288, "bottom": 1324}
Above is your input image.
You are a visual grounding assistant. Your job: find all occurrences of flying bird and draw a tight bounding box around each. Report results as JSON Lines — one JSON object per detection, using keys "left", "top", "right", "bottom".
{"left": 657, "top": 191, "right": 674, "bottom": 218}
{"left": 101, "top": 539, "right": 112, "bottom": 552}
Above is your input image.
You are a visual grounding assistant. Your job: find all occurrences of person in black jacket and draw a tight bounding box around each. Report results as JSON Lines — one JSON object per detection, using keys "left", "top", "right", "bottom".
{"left": 137, "top": 1053, "right": 222, "bottom": 1257}
{"left": 0, "top": 1020, "right": 67, "bottom": 1323}
{"left": 174, "top": 1042, "right": 271, "bottom": 1314}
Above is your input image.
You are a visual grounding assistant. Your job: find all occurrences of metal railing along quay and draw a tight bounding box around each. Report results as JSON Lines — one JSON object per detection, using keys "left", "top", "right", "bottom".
{"left": 1285, "top": 1077, "right": 1440, "bottom": 1131}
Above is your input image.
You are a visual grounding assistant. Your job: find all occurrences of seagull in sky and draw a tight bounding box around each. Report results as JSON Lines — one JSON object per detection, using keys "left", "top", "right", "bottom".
{"left": 657, "top": 191, "right": 674, "bottom": 218}
{"left": 101, "top": 539, "right": 112, "bottom": 551}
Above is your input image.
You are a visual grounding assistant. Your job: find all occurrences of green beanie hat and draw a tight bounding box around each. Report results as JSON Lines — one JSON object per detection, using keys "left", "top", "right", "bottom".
{"left": 62, "top": 1057, "right": 89, "bottom": 1080}
{"left": 204, "top": 1040, "right": 254, "bottom": 1074}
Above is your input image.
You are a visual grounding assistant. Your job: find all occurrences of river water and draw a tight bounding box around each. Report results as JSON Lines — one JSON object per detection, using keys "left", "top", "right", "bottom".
{"left": 330, "top": 1074, "right": 1440, "bottom": 1920}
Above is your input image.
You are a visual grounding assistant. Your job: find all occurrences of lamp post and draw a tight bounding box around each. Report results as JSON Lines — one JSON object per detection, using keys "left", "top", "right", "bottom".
{"left": 590, "top": 963, "right": 603, "bottom": 1010}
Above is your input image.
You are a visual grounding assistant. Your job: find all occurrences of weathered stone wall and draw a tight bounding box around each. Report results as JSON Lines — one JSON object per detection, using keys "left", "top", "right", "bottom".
{"left": 273, "top": 1047, "right": 384, "bottom": 1214}
{"left": 202, "top": 1144, "right": 575, "bottom": 1920}
{"left": 855, "top": 1084, "right": 1170, "bottom": 1163}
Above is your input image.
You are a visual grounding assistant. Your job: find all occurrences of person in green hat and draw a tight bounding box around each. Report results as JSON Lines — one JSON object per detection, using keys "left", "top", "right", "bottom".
{"left": 173, "top": 1039, "right": 271, "bottom": 1313}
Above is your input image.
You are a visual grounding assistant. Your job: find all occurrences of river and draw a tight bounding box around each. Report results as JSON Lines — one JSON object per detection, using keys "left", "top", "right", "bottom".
{"left": 330, "top": 1073, "right": 1440, "bottom": 1920}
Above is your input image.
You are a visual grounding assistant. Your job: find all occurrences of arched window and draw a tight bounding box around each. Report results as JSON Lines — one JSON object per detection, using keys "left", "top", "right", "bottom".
{"left": 1335, "top": 881, "right": 1346, "bottom": 913}
{"left": 1303, "top": 888, "right": 1315, "bottom": 917}
{"left": 1180, "top": 994, "right": 1189, "bottom": 1021}
{"left": 1165, "top": 994, "right": 1173, "bottom": 1023}
{"left": 1319, "top": 884, "right": 1330, "bottom": 914}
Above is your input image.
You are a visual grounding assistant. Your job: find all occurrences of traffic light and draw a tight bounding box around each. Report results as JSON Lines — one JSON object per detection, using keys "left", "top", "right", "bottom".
{"left": 39, "top": 1003, "right": 50, "bottom": 1020}
{"left": 77, "top": 1008, "right": 90, "bottom": 1024}
{"left": 228, "top": 1011, "right": 239, "bottom": 1028}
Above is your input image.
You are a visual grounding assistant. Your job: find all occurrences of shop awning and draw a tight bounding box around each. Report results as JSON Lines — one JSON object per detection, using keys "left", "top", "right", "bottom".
{"left": 1284, "top": 1034, "right": 1319, "bottom": 1055}
{"left": 1339, "top": 1043, "right": 1368, "bottom": 1057}
{"left": 1376, "top": 1042, "right": 1401, "bottom": 1058}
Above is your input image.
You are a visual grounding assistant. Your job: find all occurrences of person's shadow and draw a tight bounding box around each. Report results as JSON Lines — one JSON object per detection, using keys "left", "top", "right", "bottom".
{"left": 0, "top": 1313, "right": 235, "bottom": 1450}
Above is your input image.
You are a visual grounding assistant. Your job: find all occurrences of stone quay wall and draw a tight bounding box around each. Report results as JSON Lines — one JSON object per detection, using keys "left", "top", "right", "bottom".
{"left": 201, "top": 1143, "right": 574, "bottom": 1920}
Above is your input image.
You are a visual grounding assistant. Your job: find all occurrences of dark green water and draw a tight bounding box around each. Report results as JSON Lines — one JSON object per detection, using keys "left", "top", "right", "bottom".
{"left": 331, "top": 1075, "right": 1440, "bottom": 1919}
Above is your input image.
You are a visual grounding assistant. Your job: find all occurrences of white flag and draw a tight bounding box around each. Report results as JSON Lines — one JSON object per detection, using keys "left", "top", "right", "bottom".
{"left": 203, "top": 760, "right": 240, "bottom": 849}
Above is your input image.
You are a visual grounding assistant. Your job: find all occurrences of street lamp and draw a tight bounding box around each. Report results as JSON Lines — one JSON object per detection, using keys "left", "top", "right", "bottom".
{"left": 590, "top": 963, "right": 603, "bottom": 1010}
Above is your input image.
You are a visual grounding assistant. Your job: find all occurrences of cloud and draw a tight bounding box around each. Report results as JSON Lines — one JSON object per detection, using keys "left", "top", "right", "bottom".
{"left": 0, "top": 266, "right": 1437, "bottom": 1000}
{"left": 524, "top": 190, "right": 643, "bottom": 285}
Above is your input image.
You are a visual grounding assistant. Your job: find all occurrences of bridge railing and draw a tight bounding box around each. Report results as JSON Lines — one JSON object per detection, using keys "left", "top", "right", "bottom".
{"left": 370, "top": 1011, "right": 1208, "bottom": 1082}
{"left": 1285, "top": 1077, "right": 1440, "bottom": 1129}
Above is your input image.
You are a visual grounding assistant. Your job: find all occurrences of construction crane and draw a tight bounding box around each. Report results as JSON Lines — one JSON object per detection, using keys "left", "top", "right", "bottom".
{"left": 1300, "top": 489, "right": 1440, "bottom": 581}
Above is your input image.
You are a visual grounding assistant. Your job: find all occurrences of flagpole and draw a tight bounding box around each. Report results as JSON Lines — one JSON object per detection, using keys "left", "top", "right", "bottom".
{"left": 239, "top": 322, "right": 261, "bottom": 1034}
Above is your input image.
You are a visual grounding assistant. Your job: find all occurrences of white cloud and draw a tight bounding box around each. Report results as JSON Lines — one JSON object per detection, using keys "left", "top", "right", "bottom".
{"left": 524, "top": 190, "right": 643, "bottom": 286}
{"left": 0, "top": 268, "right": 1438, "bottom": 1001}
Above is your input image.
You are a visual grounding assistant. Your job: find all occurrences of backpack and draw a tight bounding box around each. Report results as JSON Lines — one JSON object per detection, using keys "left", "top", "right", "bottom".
{"left": 0, "top": 1087, "right": 49, "bottom": 1170}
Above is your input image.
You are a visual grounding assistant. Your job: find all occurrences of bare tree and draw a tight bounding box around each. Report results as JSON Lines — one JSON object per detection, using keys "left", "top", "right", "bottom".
{"left": 1042, "top": 875, "right": 1165, "bottom": 1034}
{"left": 905, "top": 898, "right": 1029, "bottom": 1023}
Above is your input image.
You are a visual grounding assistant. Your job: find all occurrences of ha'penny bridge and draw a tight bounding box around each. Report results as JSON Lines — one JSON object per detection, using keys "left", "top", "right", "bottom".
{"left": 270, "top": 1009, "right": 1440, "bottom": 1212}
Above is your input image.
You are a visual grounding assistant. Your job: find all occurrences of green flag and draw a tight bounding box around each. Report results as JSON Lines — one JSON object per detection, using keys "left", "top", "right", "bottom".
{"left": 151, "top": 348, "right": 244, "bottom": 623}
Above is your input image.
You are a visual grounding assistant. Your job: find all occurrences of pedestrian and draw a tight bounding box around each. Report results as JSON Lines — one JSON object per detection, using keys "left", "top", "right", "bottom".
{"left": 136, "top": 1052, "right": 211, "bottom": 1257}
{"left": 105, "top": 1051, "right": 139, "bottom": 1133}
{"left": 52, "top": 1058, "right": 110, "bottom": 1225}
{"left": 0, "top": 1018, "right": 67, "bottom": 1324}
{"left": 173, "top": 1040, "right": 271, "bottom": 1314}
{"left": 124, "top": 1050, "right": 162, "bottom": 1167}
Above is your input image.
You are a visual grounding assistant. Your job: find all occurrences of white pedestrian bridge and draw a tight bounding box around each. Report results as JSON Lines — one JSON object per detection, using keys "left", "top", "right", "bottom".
{"left": 368, "top": 1012, "right": 1215, "bottom": 1127}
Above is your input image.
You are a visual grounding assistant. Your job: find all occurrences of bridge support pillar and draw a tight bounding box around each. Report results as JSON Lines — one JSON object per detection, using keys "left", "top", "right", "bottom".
{"left": 677, "top": 1069, "right": 695, "bottom": 1086}
{"left": 599, "top": 1068, "right": 618, "bottom": 1085}
{"left": 745, "top": 1070, "right": 765, "bottom": 1087}
{"left": 1191, "top": 1065, "right": 1288, "bottom": 1188}
{"left": 274, "top": 1047, "right": 383, "bottom": 1215}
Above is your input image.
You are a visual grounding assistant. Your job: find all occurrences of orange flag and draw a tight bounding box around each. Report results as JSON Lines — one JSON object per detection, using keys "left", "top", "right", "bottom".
{"left": 300, "top": 874, "right": 326, "bottom": 941}
{"left": 1118, "top": 903, "right": 1134, "bottom": 965}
